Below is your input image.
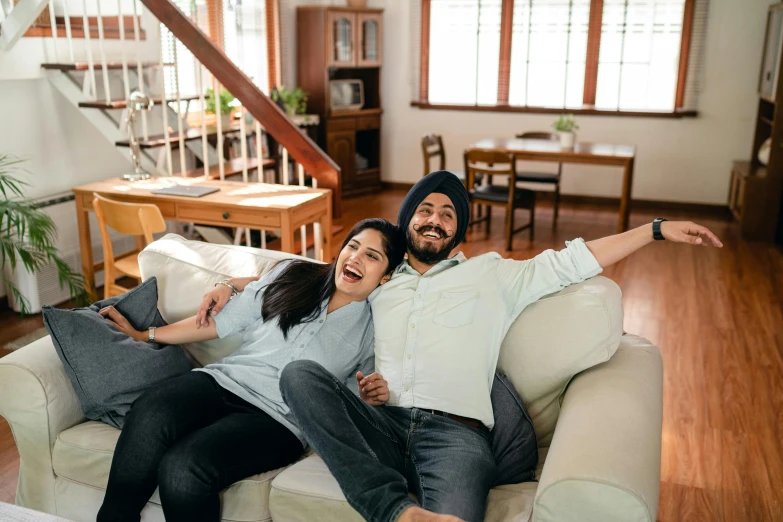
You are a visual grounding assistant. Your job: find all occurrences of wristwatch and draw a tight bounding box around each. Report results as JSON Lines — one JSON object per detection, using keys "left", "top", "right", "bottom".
{"left": 148, "top": 327, "right": 156, "bottom": 343}
{"left": 652, "top": 218, "right": 668, "bottom": 241}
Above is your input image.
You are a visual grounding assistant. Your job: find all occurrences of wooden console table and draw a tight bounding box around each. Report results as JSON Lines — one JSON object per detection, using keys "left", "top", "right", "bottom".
{"left": 73, "top": 177, "right": 332, "bottom": 293}
{"left": 466, "top": 138, "right": 636, "bottom": 233}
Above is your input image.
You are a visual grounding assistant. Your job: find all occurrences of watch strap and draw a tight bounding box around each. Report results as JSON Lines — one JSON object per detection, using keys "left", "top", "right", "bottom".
{"left": 653, "top": 218, "right": 667, "bottom": 241}
{"left": 148, "top": 327, "right": 156, "bottom": 343}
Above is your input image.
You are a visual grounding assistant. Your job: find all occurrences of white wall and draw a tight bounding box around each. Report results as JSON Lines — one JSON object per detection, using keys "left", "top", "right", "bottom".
{"left": 365, "top": 0, "right": 767, "bottom": 205}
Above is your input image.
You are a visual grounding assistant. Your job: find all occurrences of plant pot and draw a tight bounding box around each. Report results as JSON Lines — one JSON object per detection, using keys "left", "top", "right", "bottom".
{"left": 347, "top": 0, "right": 368, "bottom": 7}
{"left": 220, "top": 113, "right": 233, "bottom": 128}
{"left": 558, "top": 131, "right": 576, "bottom": 149}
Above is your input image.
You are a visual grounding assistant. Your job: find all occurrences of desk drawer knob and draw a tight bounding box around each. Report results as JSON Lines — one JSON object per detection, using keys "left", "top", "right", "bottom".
{"left": 222, "top": 212, "right": 230, "bottom": 219}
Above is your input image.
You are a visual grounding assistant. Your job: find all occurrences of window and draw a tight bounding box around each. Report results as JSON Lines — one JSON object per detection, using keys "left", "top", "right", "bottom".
{"left": 418, "top": 0, "right": 699, "bottom": 115}
{"left": 160, "top": 0, "right": 280, "bottom": 101}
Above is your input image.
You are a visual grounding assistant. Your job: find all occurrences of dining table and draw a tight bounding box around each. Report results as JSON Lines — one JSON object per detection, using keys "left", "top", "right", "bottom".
{"left": 465, "top": 138, "right": 636, "bottom": 233}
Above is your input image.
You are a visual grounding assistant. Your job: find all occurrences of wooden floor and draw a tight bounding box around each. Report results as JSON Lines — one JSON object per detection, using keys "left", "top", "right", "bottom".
{"left": 1, "top": 189, "right": 781, "bottom": 521}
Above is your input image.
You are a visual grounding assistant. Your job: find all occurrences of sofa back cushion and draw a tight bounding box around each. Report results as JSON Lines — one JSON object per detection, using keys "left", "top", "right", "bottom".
{"left": 498, "top": 278, "right": 623, "bottom": 447}
{"left": 139, "top": 235, "right": 623, "bottom": 445}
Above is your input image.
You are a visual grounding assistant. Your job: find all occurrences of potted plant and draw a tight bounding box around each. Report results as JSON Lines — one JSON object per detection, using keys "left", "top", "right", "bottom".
{"left": 205, "top": 87, "right": 237, "bottom": 128}
{"left": 271, "top": 86, "right": 308, "bottom": 117}
{"left": 552, "top": 114, "right": 579, "bottom": 148}
{"left": 0, "top": 154, "right": 87, "bottom": 315}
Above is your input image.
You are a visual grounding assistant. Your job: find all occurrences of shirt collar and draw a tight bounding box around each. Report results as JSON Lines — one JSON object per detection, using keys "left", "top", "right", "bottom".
{"left": 395, "top": 251, "right": 467, "bottom": 277}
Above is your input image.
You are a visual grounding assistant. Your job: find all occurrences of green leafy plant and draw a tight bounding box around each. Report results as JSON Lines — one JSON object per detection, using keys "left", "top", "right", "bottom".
{"left": 205, "top": 87, "right": 236, "bottom": 115}
{"left": 552, "top": 113, "right": 579, "bottom": 133}
{"left": 0, "top": 154, "right": 88, "bottom": 315}
{"left": 272, "top": 86, "right": 308, "bottom": 115}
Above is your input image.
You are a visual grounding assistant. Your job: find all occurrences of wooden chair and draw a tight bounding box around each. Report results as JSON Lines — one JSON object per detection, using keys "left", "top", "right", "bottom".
{"left": 515, "top": 131, "right": 562, "bottom": 227}
{"left": 92, "top": 193, "right": 167, "bottom": 299}
{"left": 465, "top": 150, "right": 535, "bottom": 251}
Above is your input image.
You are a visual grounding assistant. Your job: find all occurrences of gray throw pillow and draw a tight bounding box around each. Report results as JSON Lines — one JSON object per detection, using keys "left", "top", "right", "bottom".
{"left": 42, "top": 277, "right": 193, "bottom": 429}
{"left": 490, "top": 372, "right": 539, "bottom": 486}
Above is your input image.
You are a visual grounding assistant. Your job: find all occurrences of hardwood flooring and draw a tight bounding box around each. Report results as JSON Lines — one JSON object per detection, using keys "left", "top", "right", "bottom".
{"left": 0, "top": 189, "right": 781, "bottom": 521}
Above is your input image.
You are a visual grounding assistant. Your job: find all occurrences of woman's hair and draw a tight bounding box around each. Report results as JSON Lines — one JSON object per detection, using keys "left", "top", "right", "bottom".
{"left": 259, "top": 218, "right": 405, "bottom": 338}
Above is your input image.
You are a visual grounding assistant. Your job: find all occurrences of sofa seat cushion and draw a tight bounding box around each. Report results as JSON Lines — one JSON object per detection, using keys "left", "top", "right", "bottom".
{"left": 52, "top": 421, "right": 287, "bottom": 522}
{"left": 269, "top": 455, "right": 542, "bottom": 522}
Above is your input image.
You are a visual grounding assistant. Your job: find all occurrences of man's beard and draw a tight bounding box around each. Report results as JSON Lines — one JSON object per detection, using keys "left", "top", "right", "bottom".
{"left": 406, "top": 225, "right": 456, "bottom": 266}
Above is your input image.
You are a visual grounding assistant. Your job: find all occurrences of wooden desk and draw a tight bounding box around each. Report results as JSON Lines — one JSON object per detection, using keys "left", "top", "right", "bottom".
{"left": 466, "top": 139, "right": 636, "bottom": 232}
{"left": 73, "top": 177, "right": 332, "bottom": 293}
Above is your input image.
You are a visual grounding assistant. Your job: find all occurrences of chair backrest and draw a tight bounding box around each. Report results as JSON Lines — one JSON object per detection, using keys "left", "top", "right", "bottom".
{"left": 516, "top": 131, "right": 559, "bottom": 141}
{"left": 92, "top": 194, "right": 167, "bottom": 262}
{"left": 464, "top": 150, "right": 516, "bottom": 189}
{"left": 421, "top": 134, "right": 446, "bottom": 176}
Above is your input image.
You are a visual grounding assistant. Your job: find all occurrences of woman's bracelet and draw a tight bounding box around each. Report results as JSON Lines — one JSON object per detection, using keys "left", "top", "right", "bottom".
{"left": 215, "top": 279, "right": 239, "bottom": 299}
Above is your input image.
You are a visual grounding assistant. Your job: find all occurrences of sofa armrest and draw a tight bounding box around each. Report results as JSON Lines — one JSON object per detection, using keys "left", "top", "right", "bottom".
{"left": 533, "top": 335, "right": 663, "bottom": 522}
{"left": 0, "top": 336, "right": 84, "bottom": 511}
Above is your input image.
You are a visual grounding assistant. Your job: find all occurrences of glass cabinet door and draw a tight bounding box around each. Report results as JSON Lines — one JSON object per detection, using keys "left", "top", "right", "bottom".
{"left": 358, "top": 14, "right": 382, "bottom": 66}
{"left": 328, "top": 12, "right": 357, "bottom": 66}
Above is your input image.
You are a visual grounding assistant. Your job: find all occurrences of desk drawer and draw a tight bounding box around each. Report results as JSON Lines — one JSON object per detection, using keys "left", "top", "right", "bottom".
{"left": 357, "top": 116, "right": 380, "bottom": 130}
{"left": 328, "top": 118, "right": 356, "bottom": 132}
{"left": 177, "top": 205, "right": 280, "bottom": 228}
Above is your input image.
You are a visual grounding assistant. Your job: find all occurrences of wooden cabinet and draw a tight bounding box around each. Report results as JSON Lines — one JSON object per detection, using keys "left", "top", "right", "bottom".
{"left": 298, "top": 6, "right": 384, "bottom": 198}
{"left": 730, "top": 4, "right": 783, "bottom": 243}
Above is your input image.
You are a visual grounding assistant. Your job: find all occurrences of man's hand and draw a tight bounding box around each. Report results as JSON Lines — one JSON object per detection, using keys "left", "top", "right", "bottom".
{"left": 99, "top": 306, "right": 145, "bottom": 342}
{"left": 196, "top": 284, "right": 234, "bottom": 328}
{"left": 661, "top": 221, "right": 723, "bottom": 247}
{"left": 357, "top": 371, "right": 389, "bottom": 406}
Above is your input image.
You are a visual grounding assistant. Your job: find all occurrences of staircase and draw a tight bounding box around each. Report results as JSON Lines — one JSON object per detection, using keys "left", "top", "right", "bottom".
{"left": 1, "top": 0, "right": 342, "bottom": 244}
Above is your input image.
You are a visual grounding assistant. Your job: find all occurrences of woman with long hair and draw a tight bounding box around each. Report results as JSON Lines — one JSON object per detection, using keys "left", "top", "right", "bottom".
{"left": 96, "top": 218, "right": 405, "bottom": 522}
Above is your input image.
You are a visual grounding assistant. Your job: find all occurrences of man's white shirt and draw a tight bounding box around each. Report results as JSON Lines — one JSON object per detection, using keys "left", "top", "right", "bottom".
{"left": 368, "top": 238, "right": 602, "bottom": 429}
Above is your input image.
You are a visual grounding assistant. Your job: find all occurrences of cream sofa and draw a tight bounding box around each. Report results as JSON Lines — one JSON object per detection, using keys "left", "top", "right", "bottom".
{"left": 0, "top": 234, "right": 663, "bottom": 522}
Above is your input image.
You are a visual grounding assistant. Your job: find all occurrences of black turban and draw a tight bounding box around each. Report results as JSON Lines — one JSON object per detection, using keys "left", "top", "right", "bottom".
{"left": 397, "top": 170, "right": 469, "bottom": 246}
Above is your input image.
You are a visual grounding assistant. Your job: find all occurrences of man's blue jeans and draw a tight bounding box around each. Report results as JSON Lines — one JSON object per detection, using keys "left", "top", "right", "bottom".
{"left": 280, "top": 360, "right": 496, "bottom": 522}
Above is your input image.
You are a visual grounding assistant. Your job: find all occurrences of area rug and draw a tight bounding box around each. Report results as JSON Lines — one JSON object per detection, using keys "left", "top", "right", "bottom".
{"left": 4, "top": 327, "right": 49, "bottom": 351}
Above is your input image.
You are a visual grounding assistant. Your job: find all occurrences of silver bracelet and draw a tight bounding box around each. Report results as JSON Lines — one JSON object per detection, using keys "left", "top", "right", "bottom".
{"left": 148, "top": 327, "right": 156, "bottom": 343}
{"left": 216, "top": 279, "right": 239, "bottom": 299}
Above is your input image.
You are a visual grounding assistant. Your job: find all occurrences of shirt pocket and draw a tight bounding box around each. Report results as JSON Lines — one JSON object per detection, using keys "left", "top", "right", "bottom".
{"left": 433, "top": 291, "right": 479, "bottom": 328}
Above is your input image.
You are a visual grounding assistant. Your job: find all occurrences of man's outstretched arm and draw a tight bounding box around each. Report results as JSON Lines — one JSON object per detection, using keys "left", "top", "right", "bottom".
{"left": 585, "top": 220, "right": 722, "bottom": 269}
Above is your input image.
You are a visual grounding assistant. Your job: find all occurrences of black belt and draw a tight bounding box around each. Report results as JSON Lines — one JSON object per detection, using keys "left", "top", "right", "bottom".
{"left": 425, "top": 409, "right": 488, "bottom": 432}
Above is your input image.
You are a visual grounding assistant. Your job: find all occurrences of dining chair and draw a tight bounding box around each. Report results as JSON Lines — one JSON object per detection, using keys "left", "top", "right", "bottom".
{"left": 464, "top": 150, "right": 535, "bottom": 251}
{"left": 515, "top": 131, "right": 562, "bottom": 228}
{"left": 92, "top": 193, "right": 167, "bottom": 299}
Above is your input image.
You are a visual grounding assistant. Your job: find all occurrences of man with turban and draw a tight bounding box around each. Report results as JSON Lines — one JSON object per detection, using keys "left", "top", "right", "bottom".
{"left": 221, "top": 171, "right": 721, "bottom": 522}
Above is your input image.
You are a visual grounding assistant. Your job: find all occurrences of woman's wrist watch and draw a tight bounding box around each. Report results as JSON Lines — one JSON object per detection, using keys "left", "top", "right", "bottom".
{"left": 148, "top": 327, "right": 156, "bottom": 343}
{"left": 652, "top": 218, "right": 667, "bottom": 241}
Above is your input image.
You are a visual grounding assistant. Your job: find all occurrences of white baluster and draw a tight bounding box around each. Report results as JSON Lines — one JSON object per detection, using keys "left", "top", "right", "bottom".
{"left": 159, "top": 26, "right": 173, "bottom": 176}
{"left": 95, "top": 0, "right": 111, "bottom": 102}
{"left": 62, "top": 0, "right": 74, "bottom": 63}
{"left": 117, "top": 0, "right": 130, "bottom": 102}
{"left": 172, "top": 39, "right": 186, "bottom": 176}
{"left": 131, "top": 0, "right": 148, "bottom": 139}
{"left": 312, "top": 178, "right": 322, "bottom": 261}
{"left": 282, "top": 148, "right": 289, "bottom": 185}
{"left": 81, "top": 0, "right": 96, "bottom": 99}
{"left": 240, "top": 106, "right": 249, "bottom": 182}
{"left": 214, "top": 78, "right": 225, "bottom": 181}
{"left": 298, "top": 163, "right": 307, "bottom": 257}
{"left": 196, "top": 61, "right": 209, "bottom": 179}
{"left": 255, "top": 121, "right": 264, "bottom": 181}
{"left": 48, "top": 0, "right": 58, "bottom": 62}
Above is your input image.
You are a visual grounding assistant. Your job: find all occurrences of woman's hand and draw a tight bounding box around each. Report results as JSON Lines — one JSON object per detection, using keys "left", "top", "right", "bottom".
{"left": 357, "top": 371, "right": 390, "bottom": 406}
{"left": 661, "top": 221, "right": 723, "bottom": 247}
{"left": 99, "top": 306, "right": 146, "bottom": 342}
{"left": 196, "top": 284, "right": 233, "bottom": 328}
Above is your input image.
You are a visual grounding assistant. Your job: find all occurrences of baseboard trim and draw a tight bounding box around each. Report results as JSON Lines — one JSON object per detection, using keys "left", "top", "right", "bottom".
{"left": 381, "top": 182, "right": 729, "bottom": 217}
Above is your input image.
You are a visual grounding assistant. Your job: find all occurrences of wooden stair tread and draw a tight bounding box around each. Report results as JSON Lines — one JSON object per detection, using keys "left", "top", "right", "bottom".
{"left": 115, "top": 122, "right": 244, "bottom": 149}
{"left": 42, "top": 62, "right": 170, "bottom": 71}
{"left": 79, "top": 95, "right": 201, "bottom": 109}
{"left": 183, "top": 157, "right": 276, "bottom": 179}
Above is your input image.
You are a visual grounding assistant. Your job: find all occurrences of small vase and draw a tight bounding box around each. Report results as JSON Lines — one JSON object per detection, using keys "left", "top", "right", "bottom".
{"left": 558, "top": 131, "right": 576, "bottom": 149}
